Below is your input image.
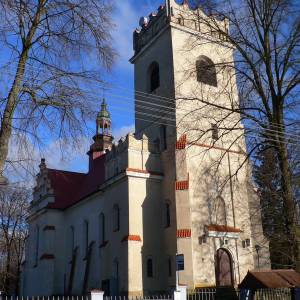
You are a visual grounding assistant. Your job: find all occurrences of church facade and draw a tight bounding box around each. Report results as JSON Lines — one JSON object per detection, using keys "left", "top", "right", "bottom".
{"left": 21, "top": 0, "right": 270, "bottom": 296}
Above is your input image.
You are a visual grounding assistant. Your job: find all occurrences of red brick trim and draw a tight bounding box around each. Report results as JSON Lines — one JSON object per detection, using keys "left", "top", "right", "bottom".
{"left": 43, "top": 225, "right": 55, "bottom": 231}
{"left": 99, "top": 241, "right": 109, "bottom": 248}
{"left": 175, "top": 173, "right": 189, "bottom": 190}
{"left": 121, "top": 235, "right": 142, "bottom": 242}
{"left": 176, "top": 135, "right": 187, "bottom": 150}
{"left": 189, "top": 142, "right": 244, "bottom": 155}
{"left": 205, "top": 224, "right": 242, "bottom": 233}
{"left": 177, "top": 229, "right": 191, "bottom": 238}
{"left": 40, "top": 254, "right": 55, "bottom": 260}
{"left": 126, "top": 168, "right": 163, "bottom": 176}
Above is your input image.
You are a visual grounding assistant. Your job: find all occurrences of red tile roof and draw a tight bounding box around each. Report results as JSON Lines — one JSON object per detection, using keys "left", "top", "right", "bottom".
{"left": 205, "top": 224, "right": 242, "bottom": 233}
{"left": 240, "top": 269, "right": 300, "bottom": 288}
{"left": 47, "top": 155, "right": 106, "bottom": 210}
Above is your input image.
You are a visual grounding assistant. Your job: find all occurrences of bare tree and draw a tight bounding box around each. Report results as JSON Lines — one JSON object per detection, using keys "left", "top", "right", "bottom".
{"left": 0, "top": 185, "right": 29, "bottom": 294}
{"left": 0, "top": 0, "right": 116, "bottom": 183}
{"left": 174, "top": 0, "right": 300, "bottom": 269}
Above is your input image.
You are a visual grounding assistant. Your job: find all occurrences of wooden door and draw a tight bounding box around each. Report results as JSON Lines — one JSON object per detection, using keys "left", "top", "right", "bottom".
{"left": 215, "top": 248, "right": 234, "bottom": 287}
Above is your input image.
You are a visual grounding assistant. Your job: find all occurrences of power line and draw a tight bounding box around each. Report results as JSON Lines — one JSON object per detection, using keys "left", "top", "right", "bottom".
{"left": 1, "top": 59, "right": 299, "bottom": 130}
{"left": 4, "top": 69, "right": 300, "bottom": 144}
{"left": 1, "top": 63, "right": 300, "bottom": 142}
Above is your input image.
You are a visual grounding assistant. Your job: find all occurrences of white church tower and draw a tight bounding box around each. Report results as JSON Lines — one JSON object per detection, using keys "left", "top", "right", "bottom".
{"left": 130, "top": 0, "right": 269, "bottom": 289}
{"left": 21, "top": 1, "right": 270, "bottom": 297}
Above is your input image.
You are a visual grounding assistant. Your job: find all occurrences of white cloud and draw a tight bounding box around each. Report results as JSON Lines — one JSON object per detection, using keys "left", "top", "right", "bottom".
{"left": 111, "top": 2, "right": 139, "bottom": 69}
{"left": 5, "top": 124, "right": 135, "bottom": 185}
{"left": 113, "top": 124, "right": 135, "bottom": 142}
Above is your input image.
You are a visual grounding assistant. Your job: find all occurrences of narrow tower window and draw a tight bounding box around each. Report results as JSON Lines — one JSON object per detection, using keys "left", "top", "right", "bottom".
{"left": 165, "top": 202, "right": 171, "bottom": 228}
{"left": 113, "top": 204, "right": 120, "bottom": 232}
{"left": 168, "top": 257, "right": 172, "bottom": 277}
{"left": 70, "top": 226, "right": 75, "bottom": 256}
{"left": 83, "top": 220, "right": 89, "bottom": 257}
{"left": 160, "top": 125, "right": 167, "bottom": 151}
{"left": 34, "top": 225, "right": 40, "bottom": 266}
{"left": 212, "top": 124, "right": 219, "bottom": 140}
{"left": 148, "top": 62, "right": 160, "bottom": 92}
{"left": 99, "top": 213, "right": 105, "bottom": 245}
{"left": 196, "top": 56, "right": 217, "bottom": 87}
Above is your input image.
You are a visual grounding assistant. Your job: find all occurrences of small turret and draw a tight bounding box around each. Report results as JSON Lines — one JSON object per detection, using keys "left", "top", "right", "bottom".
{"left": 88, "top": 99, "right": 113, "bottom": 170}
{"left": 96, "top": 98, "right": 112, "bottom": 136}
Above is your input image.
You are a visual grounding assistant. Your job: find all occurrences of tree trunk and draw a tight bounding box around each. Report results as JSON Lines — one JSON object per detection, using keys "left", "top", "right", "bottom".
{"left": 4, "top": 246, "right": 11, "bottom": 294}
{"left": 0, "top": 1, "right": 45, "bottom": 179}
{"left": 274, "top": 103, "right": 300, "bottom": 270}
{"left": 277, "top": 141, "right": 300, "bottom": 270}
{"left": 0, "top": 53, "right": 28, "bottom": 180}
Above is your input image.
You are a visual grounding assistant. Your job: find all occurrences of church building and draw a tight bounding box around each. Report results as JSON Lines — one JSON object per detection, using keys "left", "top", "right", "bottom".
{"left": 21, "top": 0, "right": 270, "bottom": 296}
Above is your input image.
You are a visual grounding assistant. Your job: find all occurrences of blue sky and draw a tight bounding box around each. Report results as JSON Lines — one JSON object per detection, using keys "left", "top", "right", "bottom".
{"left": 105, "top": 0, "right": 162, "bottom": 129}
{"left": 2, "top": 0, "right": 164, "bottom": 181}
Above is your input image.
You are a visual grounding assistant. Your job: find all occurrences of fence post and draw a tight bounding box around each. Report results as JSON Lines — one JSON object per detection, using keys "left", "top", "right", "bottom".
{"left": 173, "top": 285, "right": 187, "bottom": 300}
{"left": 91, "top": 289, "right": 104, "bottom": 300}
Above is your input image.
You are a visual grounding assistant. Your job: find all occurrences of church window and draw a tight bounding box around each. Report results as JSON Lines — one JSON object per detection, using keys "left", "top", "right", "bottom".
{"left": 147, "top": 258, "right": 153, "bottom": 277}
{"left": 34, "top": 225, "right": 40, "bottom": 266}
{"left": 165, "top": 202, "right": 171, "bottom": 228}
{"left": 113, "top": 258, "right": 119, "bottom": 280}
{"left": 196, "top": 56, "right": 218, "bottom": 87}
{"left": 148, "top": 62, "right": 160, "bottom": 92}
{"left": 168, "top": 257, "right": 172, "bottom": 277}
{"left": 212, "top": 124, "right": 219, "bottom": 140}
{"left": 160, "top": 125, "right": 167, "bottom": 151}
{"left": 99, "top": 213, "right": 105, "bottom": 245}
{"left": 83, "top": 220, "right": 89, "bottom": 257}
{"left": 70, "top": 226, "right": 75, "bottom": 256}
{"left": 113, "top": 204, "right": 120, "bottom": 232}
{"left": 214, "top": 197, "right": 227, "bottom": 225}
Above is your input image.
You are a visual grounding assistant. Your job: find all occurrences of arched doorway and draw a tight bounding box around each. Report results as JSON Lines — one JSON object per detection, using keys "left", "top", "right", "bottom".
{"left": 215, "top": 248, "right": 234, "bottom": 286}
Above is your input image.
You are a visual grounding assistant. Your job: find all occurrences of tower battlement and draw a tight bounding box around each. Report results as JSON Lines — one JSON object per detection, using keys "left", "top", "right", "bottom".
{"left": 133, "top": 5, "right": 167, "bottom": 55}
{"left": 105, "top": 133, "right": 161, "bottom": 180}
{"left": 133, "top": 1, "right": 229, "bottom": 57}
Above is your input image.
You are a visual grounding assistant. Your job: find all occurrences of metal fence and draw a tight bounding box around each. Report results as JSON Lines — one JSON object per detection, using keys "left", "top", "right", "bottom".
{"left": 188, "top": 288, "right": 296, "bottom": 300}
{"left": 104, "top": 296, "right": 172, "bottom": 300}
{"left": 0, "top": 289, "right": 299, "bottom": 300}
{"left": 0, "top": 297, "right": 91, "bottom": 300}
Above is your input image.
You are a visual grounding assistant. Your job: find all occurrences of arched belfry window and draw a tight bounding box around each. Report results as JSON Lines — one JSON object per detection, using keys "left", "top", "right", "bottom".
{"left": 213, "top": 197, "right": 227, "bottom": 225}
{"left": 196, "top": 56, "right": 217, "bottom": 87}
{"left": 148, "top": 62, "right": 160, "bottom": 92}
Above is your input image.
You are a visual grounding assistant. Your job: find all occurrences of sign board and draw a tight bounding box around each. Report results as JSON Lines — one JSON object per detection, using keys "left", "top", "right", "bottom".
{"left": 176, "top": 254, "right": 184, "bottom": 271}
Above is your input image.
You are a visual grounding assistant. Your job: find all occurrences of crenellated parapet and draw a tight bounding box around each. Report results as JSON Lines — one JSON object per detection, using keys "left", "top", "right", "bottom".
{"left": 105, "top": 134, "right": 161, "bottom": 180}
{"left": 133, "top": 5, "right": 168, "bottom": 55}
{"left": 133, "top": 1, "right": 229, "bottom": 56}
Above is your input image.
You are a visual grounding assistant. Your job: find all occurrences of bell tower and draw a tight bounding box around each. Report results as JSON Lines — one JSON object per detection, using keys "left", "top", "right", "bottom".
{"left": 88, "top": 98, "right": 113, "bottom": 170}
{"left": 130, "top": 0, "right": 269, "bottom": 291}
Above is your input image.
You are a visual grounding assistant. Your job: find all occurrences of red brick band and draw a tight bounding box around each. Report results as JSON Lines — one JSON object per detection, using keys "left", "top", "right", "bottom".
{"left": 177, "top": 229, "right": 191, "bottom": 238}
{"left": 121, "top": 235, "right": 142, "bottom": 242}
